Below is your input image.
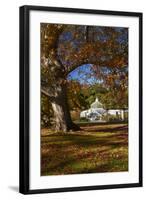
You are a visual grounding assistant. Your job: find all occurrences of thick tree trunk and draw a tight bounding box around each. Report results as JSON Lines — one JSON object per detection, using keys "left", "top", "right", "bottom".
{"left": 41, "top": 25, "right": 81, "bottom": 132}
{"left": 50, "top": 84, "right": 80, "bottom": 132}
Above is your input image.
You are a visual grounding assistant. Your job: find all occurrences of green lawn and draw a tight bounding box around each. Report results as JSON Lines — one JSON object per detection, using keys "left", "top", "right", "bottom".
{"left": 41, "top": 123, "right": 128, "bottom": 176}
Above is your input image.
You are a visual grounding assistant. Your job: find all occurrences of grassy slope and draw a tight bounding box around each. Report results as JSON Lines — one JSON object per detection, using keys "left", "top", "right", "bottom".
{"left": 41, "top": 123, "right": 128, "bottom": 176}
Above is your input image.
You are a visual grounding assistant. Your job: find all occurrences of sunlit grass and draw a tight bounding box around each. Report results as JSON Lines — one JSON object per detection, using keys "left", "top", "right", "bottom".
{"left": 41, "top": 123, "right": 128, "bottom": 176}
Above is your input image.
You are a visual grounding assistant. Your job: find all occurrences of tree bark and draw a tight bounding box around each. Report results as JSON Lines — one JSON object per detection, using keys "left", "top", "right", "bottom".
{"left": 49, "top": 83, "right": 80, "bottom": 132}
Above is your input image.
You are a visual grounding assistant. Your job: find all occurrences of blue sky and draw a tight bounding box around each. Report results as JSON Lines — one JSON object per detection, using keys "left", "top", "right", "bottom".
{"left": 67, "top": 64, "right": 102, "bottom": 85}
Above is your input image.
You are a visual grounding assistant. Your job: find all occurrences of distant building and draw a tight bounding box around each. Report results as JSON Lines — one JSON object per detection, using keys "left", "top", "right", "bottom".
{"left": 80, "top": 97, "right": 128, "bottom": 122}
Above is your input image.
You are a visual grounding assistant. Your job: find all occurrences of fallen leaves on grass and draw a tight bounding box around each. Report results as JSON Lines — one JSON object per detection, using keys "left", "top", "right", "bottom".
{"left": 41, "top": 123, "right": 128, "bottom": 175}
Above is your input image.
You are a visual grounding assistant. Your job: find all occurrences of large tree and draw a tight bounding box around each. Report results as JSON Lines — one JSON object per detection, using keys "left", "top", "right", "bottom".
{"left": 41, "top": 24, "right": 128, "bottom": 131}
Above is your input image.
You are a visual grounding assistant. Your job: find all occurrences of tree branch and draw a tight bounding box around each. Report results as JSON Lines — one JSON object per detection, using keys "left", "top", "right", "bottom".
{"left": 41, "top": 89, "right": 50, "bottom": 97}
{"left": 41, "top": 89, "right": 56, "bottom": 102}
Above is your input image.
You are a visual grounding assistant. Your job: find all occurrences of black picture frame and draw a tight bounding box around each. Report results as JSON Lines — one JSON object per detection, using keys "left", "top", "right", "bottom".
{"left": 19, "top": 5, "right": 143, "bottom": 194}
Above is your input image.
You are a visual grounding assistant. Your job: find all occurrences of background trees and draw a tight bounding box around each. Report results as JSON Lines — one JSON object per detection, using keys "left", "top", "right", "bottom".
{"left": 41, "top": 23, "right": 128, "bottom": 131}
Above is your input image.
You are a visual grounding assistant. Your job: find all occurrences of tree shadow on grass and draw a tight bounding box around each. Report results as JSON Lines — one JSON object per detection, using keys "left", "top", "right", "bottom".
{"left": 83, "top": 125, "right": 128, "bottom": 133}
{"left": 41, "top": 133, "right": 128, "bottom": 148}
{"left": 41, "top": 139, "right": 128, "bottom": 175}
{"left": 41, "top": 125, "right": 128, "bottom": 175}
{"left": 42, "top": 163, "right": 115, "bottom": 175}
{"left": 41, "top": 149, "right": 127, "bottom": 175}
{"left": 41, "top": 152, "right": 93, "bottom": 175}
{"left": 42, "top": 124, "right": 128, "bottom": 136}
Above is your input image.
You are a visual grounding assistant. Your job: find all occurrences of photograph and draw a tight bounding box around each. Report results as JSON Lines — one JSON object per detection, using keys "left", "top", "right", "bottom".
{"left": 40, "top": 23, "right": 129, "bottom": 176}
{"left": 19, "top": 5, "right": 142, "bottom": 194}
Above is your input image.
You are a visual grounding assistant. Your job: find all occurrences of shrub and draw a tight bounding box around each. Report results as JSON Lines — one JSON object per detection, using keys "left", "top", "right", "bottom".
{"left": 80, "top": 117, "right": 89, "bottom": 122}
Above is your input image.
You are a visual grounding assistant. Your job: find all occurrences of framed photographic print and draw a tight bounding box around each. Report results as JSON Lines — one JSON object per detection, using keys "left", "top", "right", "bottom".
{"left": 19, "top": 5, "right": 143, "bottom": 194}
